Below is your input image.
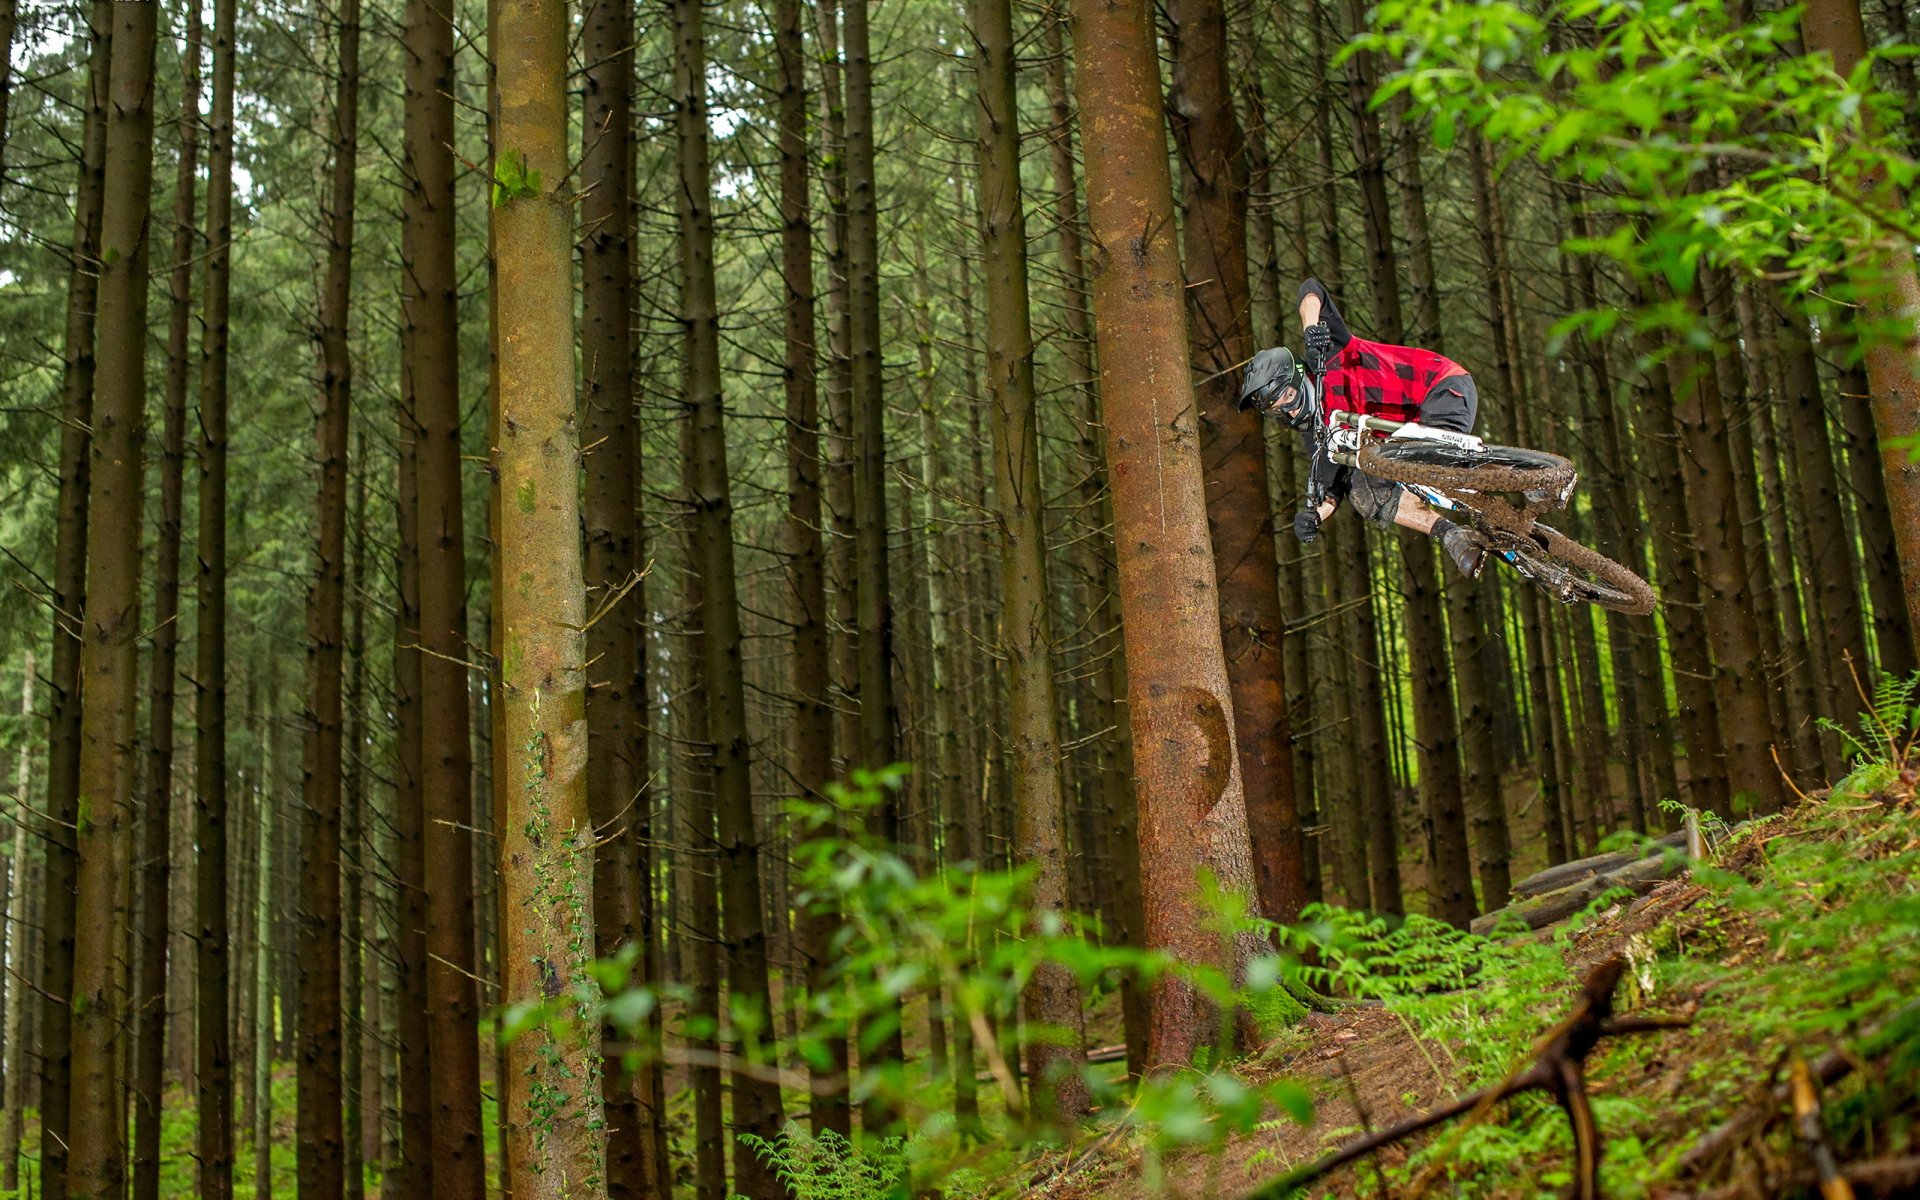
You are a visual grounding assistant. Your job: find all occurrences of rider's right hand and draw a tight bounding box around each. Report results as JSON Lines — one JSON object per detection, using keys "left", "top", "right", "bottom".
{"left": 1293, "top": 507, "right": 1321, "bottom": 544}
{"left": 1304, "top": 321, "right": 1334, "bottom": 374}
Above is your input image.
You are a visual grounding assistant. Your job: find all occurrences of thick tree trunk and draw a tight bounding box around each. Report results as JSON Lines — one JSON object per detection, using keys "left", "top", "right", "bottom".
{"left": 490, "top": 0, "right": 609, "bottom": 1188}
{"left": 1070, "top": 0, "right": 1265, "bottom": 1067}
{"left": 40, "top": 10, "right": 112, "bottom": 1194}
{"left": 971, "top": 0, "right": 1090, "bottom": 1120}
{"left": 671, "top": 0, "right": 786, "bottom": 1187}
{"left": 1040, "top": 14, "right": 1147, "bottom": 1071}
{"left": 580, "top": 0, "right": 647, "bottom": 1189}
{"left": 400, "top": 0, "right": 484, "bottom": 1182}
{"left": 297, "top": 0, "right": 361, "bottom": 1191}
{"left": 1800, "top": 0, "right": 1920, "bottom": 668}
{"left": 1165, "top": 0, "right": 1306, "bottom": 927}
{"left": 66, "top": 3, "right": 158, "bottom": 1192}
{"left": 132, "top": 8, "right": 200, "bottom": 1195}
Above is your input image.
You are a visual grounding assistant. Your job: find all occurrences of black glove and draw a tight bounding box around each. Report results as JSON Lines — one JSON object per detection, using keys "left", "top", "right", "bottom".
{"left": 1303, "top": 321, "right": 1334, "bottom": 375}
{"left": 1293, "top": 507, "right": 1321, "bottom": 544}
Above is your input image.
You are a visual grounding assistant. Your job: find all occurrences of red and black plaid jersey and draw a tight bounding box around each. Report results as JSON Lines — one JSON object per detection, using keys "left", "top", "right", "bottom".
{"left": 1297, "top": 277, "right": 1466, "bottom": 426}
{"left": 1321, "top": 336, "right": 1467, "bottom": 426}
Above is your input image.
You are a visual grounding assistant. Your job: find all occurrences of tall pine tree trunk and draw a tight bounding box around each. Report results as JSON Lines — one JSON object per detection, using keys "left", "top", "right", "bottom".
{"left": 40, "top": 9, "right": 112, "bottom": 1194}
{"left": 1040, "top": 13, "right": 1146, "bottom": 1070}
{"left": 400, "top": 0, "right": 485, "bottom": 1181}
{"left": 1661, "top": 283, "right": 1780, "bottom": 810}
{"left": 193, "top": 0, "right": 238, "bottom": 1189}
{"left": 490, "top": 0, "right": 609, "bottom": 1188}
{"left": 297, "top": 0, "right": 361, "bottom": 1190}
{"left": 1799, "top": 0, "right": 1920, "bottom": 667}
{"left": 971, "top": 0, "right": 1090, "bottom": 1119}
{"left": 1772, "top": 300, "right": 1870, "bottom": 717}
{"left": 671, "top": 0, "right": 787, "bottom": 1185}
{"left": 132, "top": 6, "right": 200, "bottom": 1194}
{"left": 772, "top": 0, "right": 841, "bottom": 1144}
{"left": 1165, "top": 0, "right": 1305, "bottom": 926}
{"left": 345, "top": 431, "right": 371, "bottom": 1200}
{"left": 66, "top": 2, "right": 158, "bottom": 1192}
{"left": 1070, "top": 0, "right": 1265, "bottom": 1067}
{"left": 843, "top": 0, "right": 899, "bottom": 802}
{"left": 840, "top": 0, "right": 906, "bottom": 1117}
{"left": 580, "top": 0, "right": 647, "bottom": 1190}
{"left": 1347, "top": 19, "right": 1473, "bottom": 919}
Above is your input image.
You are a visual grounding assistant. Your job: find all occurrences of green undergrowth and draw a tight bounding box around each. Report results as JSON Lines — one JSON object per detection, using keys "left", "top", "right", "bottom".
{"left": 1235, "top": 687, "right": 1920, "bottom": 1197}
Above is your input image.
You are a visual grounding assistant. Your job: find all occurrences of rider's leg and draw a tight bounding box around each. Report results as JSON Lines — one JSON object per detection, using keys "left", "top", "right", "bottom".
{"left": 1386, "top": 489, "right": 1440, "bottom": 535}
{"left": 1385, "top": 489, "right": 1489, "bottom": 578}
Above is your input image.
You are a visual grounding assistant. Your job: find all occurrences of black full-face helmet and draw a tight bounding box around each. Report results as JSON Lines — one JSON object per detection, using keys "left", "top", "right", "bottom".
{"left": 1236, "top": 346, "right": 1315, "bottom": 425}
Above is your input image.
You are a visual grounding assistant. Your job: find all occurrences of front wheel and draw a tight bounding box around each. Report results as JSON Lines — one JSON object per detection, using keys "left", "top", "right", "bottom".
{"left": 1358, "top": 437, "right": 1577, "bottom": 500}
{"left": 1486, "top": 524, "right": 1655, "bottom": 616}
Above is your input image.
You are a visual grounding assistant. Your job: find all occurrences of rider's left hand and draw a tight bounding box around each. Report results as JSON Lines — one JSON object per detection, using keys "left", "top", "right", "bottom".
{"left": 1293, "top": 507, "right": 1321, "bottom": 544}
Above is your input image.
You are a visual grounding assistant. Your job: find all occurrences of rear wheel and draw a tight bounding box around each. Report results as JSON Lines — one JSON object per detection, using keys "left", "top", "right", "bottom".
{"left": 1485, "top": 524, "right": 1655, "bottom": 616}
{"left": 1358, "top": 437, "right": 1577, "bottom": 498}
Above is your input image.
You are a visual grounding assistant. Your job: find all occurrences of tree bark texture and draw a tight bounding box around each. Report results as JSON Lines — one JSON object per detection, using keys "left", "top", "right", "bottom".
{"left": 773, "top": 0, "right": 842, "bottom": 1144}
{"left": 672, "top": 0, "right": 787, "bottom": 1187}
{"left": 66, "top": 2, "right": 158, "bottom": 1193}
{"left": 971, "top": 0, "right": 1091, "bottom": 1120}
{"left": 491, "top": 0, "right": 610, "bottom": 1188}
{"left": 580, "top": 0, "right": 648, "bottom": 1190}
{"left": 401, "top": 0, "right": 486, "bottom": 1183}
{"left": 40, "top": 9, "right": 112, "bottom": 1194}
{"left": 1165, "top": 0, "right": 1306, "bottom": 927}
{"left": 1799, "top": 0, "right": 1920, "bottom": 669}
{"left": 843, "top": 0, "right": 899, "bottom": 778}
{"left": 1070, "top": 0, "right": 1264, "bottom": 1068}
{"left": 133, "top": 7, "right": 200, "bottom": 1194}
{"left": 297, "top": 0, "right": 361, "bottom": 1191}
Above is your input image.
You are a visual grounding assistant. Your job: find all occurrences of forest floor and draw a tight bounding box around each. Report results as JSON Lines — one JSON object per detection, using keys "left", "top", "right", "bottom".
{"left": 1040, "top": 767, "right": 1920, "bottom": 1199}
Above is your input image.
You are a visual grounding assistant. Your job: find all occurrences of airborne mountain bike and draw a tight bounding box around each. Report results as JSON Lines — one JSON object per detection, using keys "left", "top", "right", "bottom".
{"left": 1314, "top": 406, "right": 1656, "bottom": 617}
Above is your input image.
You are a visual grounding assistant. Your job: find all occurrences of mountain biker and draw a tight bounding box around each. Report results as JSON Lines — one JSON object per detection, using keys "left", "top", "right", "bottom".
{"left": 1238, "top": 277, "right": 1489, "bottom": 578}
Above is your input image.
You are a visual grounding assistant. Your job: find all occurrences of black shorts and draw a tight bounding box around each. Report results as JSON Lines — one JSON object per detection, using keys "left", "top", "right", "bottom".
{"left": 1312, "top": 373, "right": 1480, "bottom": 527}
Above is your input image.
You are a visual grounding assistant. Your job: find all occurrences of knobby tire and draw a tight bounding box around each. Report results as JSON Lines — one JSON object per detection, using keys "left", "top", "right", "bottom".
{"left": 1357, "top": 438, "right": 1577, "bottom": 496}
{"left": 1492, "top": 524, "right": 1656, "bottom": 616}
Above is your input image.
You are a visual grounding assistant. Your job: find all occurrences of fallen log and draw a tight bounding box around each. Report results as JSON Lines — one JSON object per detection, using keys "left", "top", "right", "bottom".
{"left": 1509, "top": 830, "right": 1690, "bottom": 898}
{"left": 1239, "top": 958, "right": 1690, "bottom": 1200}
{"left": 1471, "top": 850, "right": 1687, "bottom": 936}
